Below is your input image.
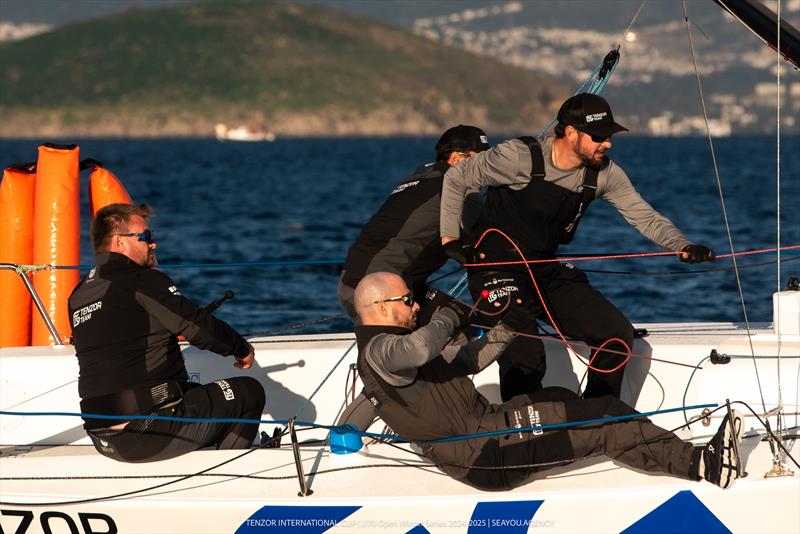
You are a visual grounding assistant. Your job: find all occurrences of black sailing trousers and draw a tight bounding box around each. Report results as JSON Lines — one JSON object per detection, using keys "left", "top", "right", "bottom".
{"left": 468, "top": 263, "right": 634, "bottom": 400}
{"left": 440, "top": 387, "right": 699, "bottom": 491}
{"left": 87, "top": 377, "right": 266, "bottom": 463}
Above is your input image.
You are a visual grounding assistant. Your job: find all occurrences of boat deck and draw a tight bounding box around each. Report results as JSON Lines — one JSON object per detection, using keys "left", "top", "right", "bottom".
{"left": 1, "top": 320, "right": 798, "bottom": 532}
{"left": 1, "top": 435, "right": 797, "bottom": 533}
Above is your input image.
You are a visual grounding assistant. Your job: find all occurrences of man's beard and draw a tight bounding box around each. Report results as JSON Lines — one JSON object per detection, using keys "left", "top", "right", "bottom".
{"left": 145, "top": 251, "right": 157, "bottom": 268}
{"left": 579, "top": 152, "right": 604, "bottom": 169}
{"left": 403, "top": 313, "right": 418, "bottom": 329}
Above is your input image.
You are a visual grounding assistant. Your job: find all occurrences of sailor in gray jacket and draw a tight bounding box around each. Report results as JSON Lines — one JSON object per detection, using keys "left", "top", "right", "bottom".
{"left": 439, "top": 93, "right": 715, "bottom": 401}
{"left": 354, "top": 271, "right": 743, "bottom": 491}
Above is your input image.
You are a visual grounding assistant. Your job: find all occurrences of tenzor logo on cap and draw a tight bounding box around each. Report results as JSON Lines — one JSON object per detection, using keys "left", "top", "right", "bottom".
{"left": 585, "top": 112, "right": 608, "bottom": 123}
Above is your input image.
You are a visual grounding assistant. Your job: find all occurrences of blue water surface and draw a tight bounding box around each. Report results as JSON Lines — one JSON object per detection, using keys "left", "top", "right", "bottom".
{"left": 1, "top": 135, "right": 798, "bottom": 334}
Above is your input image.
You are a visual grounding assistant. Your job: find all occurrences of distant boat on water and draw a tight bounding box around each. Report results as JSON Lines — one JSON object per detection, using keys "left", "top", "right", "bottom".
{"left": 215, "top": 122, "right": 276, "bottom": 142}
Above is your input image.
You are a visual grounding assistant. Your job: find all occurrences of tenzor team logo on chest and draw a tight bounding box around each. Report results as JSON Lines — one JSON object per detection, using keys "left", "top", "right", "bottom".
{"left": 73, "top": 301, "right": 102, "bottom": 327}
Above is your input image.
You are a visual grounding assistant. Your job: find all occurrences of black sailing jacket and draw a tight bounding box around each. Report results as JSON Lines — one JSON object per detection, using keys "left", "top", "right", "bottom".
{"left": 68, "top": 252, "right": 249, "bottom": 402}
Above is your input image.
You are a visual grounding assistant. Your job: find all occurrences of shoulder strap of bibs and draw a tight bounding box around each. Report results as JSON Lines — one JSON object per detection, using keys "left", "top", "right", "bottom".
{"left": 516, "top": 136, "right": 546, "bottom": 179}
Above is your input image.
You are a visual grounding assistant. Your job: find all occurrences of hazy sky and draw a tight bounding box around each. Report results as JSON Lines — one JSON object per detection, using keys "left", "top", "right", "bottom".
{"left": 0, "top": 0, "right": 728, "bottom": 28}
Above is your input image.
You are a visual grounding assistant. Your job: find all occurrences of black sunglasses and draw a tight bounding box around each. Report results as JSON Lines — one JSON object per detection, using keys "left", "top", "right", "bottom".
{"left": 114, "top": 229, "right": 156, "bottom": 244}
{"left": 580, "top": 130, "right": 611, "bottom": 143}
{"left": 374, "top": 292, "right": 414, "bottom": 307}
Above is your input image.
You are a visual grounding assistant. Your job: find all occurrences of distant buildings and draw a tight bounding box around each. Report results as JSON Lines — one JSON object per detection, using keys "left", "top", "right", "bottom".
{"left": 646, "top": 82, "right": 799, "bottom": 136}
{"left": 0, "top": 22, "right": 51, "bottom": 42}
{"left": 411, "top": 3, "right": 798, "bottom": 135}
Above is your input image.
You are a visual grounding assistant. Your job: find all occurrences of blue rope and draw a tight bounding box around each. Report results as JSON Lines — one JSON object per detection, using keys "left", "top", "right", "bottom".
{"left": 534, "top": 51, "right": 619, "bottom": 140}
{"left": 425, "top": 403, "right": 717, "bottom": 444}
{"left": 1, "top": 403, "right": 716, "bottom": 445}
{"left": 53, "top": 259, "right": 344, "bottom": 271}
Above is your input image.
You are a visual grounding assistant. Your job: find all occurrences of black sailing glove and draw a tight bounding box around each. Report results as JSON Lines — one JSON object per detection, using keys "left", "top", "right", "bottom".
{"left": 441, "top": 300, "right": 472, "bottom": 329}
{"left": 501, "top": 300, "right": 540, "bottom": 332}
{"left": 680, "top": 244, "right": 716, "bottom": 264}
{"left": 443, "top": 239, "right": 474, "bottom": 265}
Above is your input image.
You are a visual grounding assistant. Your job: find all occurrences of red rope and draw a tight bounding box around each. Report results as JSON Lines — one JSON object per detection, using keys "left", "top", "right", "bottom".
{"left": 470, "top": 324, "right": 700, "bottom": 370}
{"left": 716, "top": 244, "right": 800, "bottom": 259}
{"left": 463, "top": 243, "right": 800, "bottom": 269}
{"left": 472, "top": 228, "right": 632, "bottom": 374}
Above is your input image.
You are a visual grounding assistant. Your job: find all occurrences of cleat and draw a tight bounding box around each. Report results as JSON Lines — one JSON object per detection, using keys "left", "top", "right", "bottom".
{"left": 703, "top": 409, "right": 744, "bottom": 489}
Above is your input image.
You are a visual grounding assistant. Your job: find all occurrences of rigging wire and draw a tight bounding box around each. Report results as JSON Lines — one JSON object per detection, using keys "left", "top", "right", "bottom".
{"left": 775, "top": 0, "right": 786, "bottom": 456}
{"left": 0, "top": 447, "right": 258, "bottom": 507}
{"left": 243, "top": 312, "right": 346, "bottom": 337}
{"left": 621, "top": 0, "right": 648, "bottom": 43}
{"left": 681, "top": 1, "right": 768, "bottom": 417}
{"left": 292, "top": 340, "right": 357, "bottom": 420}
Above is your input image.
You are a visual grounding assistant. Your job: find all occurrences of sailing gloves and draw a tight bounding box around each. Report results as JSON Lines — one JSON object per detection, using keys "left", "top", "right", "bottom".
{"left": 501, "top": 300, "right": 541, "bottom": 332}
{"left": 443, "top": 239, "right": 474, "bottom": 265}
{"left": 442, "top": 300, "right": 473, "bottom": 329}
{"left": 680, "top": 244, "right": 716, "bottom": 264}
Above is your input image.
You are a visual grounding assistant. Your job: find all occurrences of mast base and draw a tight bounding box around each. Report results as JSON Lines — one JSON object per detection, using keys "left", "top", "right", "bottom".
{"left": 764, "top": 460, "right": 795, "bottom": 478}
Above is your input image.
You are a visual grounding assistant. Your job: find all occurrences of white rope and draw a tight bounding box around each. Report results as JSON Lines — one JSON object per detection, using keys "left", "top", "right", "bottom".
{"left": 680, "top": 1, "right": 767, "bottom": 415}
{"left": 620, "top": 0, "right": 648, "bottom": 45}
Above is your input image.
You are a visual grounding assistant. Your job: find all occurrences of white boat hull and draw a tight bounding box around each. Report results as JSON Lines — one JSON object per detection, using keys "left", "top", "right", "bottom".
{"left": 2, "top": 311, "right": 799, "bottom": 533}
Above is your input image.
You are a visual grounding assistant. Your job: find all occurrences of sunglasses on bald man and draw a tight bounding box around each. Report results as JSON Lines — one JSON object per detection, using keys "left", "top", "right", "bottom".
{"left": 373, "top": 292, "right": 414, "bottom": 307}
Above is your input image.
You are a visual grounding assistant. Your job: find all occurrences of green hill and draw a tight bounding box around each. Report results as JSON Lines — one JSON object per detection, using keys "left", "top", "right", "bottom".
{"left": 0, "top": 1, "right": 569, "bottom": 137}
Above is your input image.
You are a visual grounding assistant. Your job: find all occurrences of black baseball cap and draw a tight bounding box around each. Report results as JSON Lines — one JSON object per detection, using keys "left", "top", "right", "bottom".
{"left": 435, "top": 125, "right": 490, "bottom": 155}
{"left": 557, "top": 93, "right": 629, "bottom": 138}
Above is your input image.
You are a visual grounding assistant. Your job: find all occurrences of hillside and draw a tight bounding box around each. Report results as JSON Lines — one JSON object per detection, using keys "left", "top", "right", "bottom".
{"left": 0, "top": 1, "right": 569, "bottom": 138}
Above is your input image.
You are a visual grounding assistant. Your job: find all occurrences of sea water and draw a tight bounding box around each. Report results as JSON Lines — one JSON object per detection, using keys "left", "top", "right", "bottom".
{"left": 1, "top": 135, "right": 798, "bottom": 334}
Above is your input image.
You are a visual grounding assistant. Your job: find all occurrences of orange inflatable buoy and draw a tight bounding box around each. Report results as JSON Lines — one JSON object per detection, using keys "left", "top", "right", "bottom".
{"left": 88, "top": 161, "right": 133, "bottom": 215}
{"left": 0, "top": 164, "right": 37, "bottom": 347}
{"left": 31, "top": 143, "right": 81, "bottom": 345}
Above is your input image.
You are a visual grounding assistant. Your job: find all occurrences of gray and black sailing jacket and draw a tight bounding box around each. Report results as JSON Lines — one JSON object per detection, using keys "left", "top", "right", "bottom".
{"left": 355, "top": 309, "right": 513, "bottom": 482}
{"left": 441, "top": 135, "right": 691, "bottom": 254}
{"left": 340, "top": 161, "right": 451, "bottom": 301}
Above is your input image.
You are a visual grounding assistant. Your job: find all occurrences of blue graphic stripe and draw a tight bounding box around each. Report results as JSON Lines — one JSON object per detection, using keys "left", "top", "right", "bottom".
{"left": 622, "top": 491, "right": 731, "bottom": 534}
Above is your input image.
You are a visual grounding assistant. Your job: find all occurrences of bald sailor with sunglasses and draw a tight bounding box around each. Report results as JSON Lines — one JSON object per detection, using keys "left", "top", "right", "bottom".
{"left": 354, "top": 271, "right": 744, "bottom": 492}
{"left": 439, "top": 94, "right": 715, "bottom": 402}
{"left": 69, "top": 203, "right": 265, "bottom": 463}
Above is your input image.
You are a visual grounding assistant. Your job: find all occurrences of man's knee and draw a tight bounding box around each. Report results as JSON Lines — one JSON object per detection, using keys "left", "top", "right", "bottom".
{"left": 237, "top": 376, "right": 266, "bottom": 411}
{"left": 594, "top": 314, "right": 634, "bottom": 346}
{"left": 213, "top": 376, "right": 266, "bottom": 413}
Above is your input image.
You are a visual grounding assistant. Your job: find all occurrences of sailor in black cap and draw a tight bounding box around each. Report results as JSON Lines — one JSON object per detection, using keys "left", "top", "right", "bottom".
{"left": 439, "top": 93, "right": 715, "bottom": 402}
{"left": 338, "top": 124, "right": 491, "bottom": 322}
{"left": 336, "top": 125, "right": 490, "bottom": 430}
